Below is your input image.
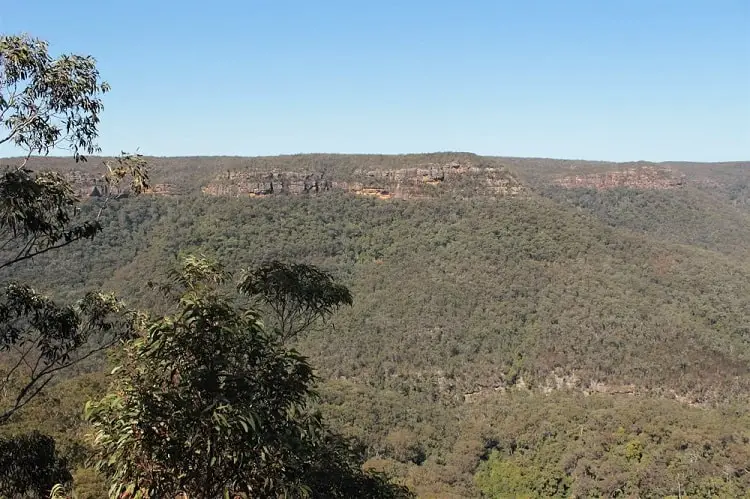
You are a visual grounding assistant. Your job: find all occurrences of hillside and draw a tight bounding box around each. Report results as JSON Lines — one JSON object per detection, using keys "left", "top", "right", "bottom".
{"left": 3, "top": 153, "right": 750, "bottom": 497}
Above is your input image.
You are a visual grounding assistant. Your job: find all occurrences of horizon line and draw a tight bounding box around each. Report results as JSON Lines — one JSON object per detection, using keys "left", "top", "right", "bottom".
{"left": 1, "top": 152, "right": 748, "bottom": 165}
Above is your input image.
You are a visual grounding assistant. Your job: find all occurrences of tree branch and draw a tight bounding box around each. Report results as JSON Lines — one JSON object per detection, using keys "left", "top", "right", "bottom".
{"left": 0, "top": 337, "right": 119, "bottom": 425}
{"left": 0, "top": 233, "right": 87, "bottom": 270}
{"left": 0, "top": 108, "right": 41, "bottom": 146}
{"left": 0, "top": 81, "right": 20, "bottom": 122}
{"left": 0, "top": 342, "right": 36, "bottom": 394}
{"left": 10, "top": 235, "right": 38, "bottom": 267}
{"left": 0, "top": 373, "right": 53, "bottom": 425}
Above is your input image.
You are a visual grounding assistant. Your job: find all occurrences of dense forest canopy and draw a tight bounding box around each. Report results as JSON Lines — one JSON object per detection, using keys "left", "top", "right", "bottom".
{"left": 2, "top": 149, "right": 749, "bottom": 497}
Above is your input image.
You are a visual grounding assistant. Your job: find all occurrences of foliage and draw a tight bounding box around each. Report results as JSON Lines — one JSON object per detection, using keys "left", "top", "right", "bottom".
{"left": 0, "top": 33, "right": 148, "bottom": 276}
{"left": 0, "top": 152, "right": 149, "bottom": 272}
{"left": 0, "top": 431, "right": 71, "bottom": 498}
{"left": 475, "top": 451, "right": 567, "bottom": 498}
{"left": 85, "top": 256, "right": 410, "bottom": 498}
{"left": 539, "top": 184, "right": 750, "bottom": 258}
{"left": 0, "top": 32, "right": 149, "bottom": 271}
{"left": 3, "top": 151, "right": 750, "bottom": 496}
{"left": 0, "top": 34, "right": 149, "bottom": 424}
{"left": 0, "top": 32, "right": 150, "bottom": 498}
{"left": 0, "top": 32, "right": 149, "bottom": 422}
{"left": 301, "top": 432, "right": 413, "bottom": 499}
{"left": 238, "top": 260, "right": 353, "bottom": 342}
{"left": 471, "top": 392, "right": 750, "bottom": 498}
{"left": 0, "top": 287, "right": 140, "bottom": 425}
{"left": 85, "top": 257, "right": 316, "bottom": 497}
{"left": 41, "top": 191, "right": 749, "bottom": 404}
{"left": 0, "top": 34, "right": 109, "bottom": 160}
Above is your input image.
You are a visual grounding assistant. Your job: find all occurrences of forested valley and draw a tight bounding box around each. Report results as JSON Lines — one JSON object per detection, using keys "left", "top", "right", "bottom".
{"left": 2, "top": 33, "right": 750, "bottom": 498}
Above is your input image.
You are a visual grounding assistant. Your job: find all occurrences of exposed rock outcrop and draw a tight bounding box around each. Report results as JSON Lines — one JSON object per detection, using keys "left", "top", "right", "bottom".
{"left": 201, "top": 171, "right": 334, "bottom": 196}
{"left": 62, "top": 169, "right": 180, "bottom": 198}
{"left": 556, "top": 166, "right": 685, "bottom": 190}
{"left": 64, "top": 171, "right": 130, "bottom": 198}
{"left": 144, "top": 183, "right": 179, "bottom": 196}
{"left": 202, "top": 159, "right": 525, "bottom": 200}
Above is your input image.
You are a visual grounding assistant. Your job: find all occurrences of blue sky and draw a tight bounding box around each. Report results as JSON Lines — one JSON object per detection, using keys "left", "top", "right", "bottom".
{"left": 1, "top": 0, "right": 748, "bottom": 161}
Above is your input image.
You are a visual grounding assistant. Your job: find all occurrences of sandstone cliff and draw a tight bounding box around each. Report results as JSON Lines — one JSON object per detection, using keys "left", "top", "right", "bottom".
{"left": 555, "top": 166, "right": 685, "bottom": 190}
{"left": 201, "top": 159, "right": 525, "bottom": 199}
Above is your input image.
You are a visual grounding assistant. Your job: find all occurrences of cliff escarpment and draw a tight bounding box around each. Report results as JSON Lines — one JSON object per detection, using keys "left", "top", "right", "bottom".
{"left": 201, "top": 158, "right": 525, "bottom": 199}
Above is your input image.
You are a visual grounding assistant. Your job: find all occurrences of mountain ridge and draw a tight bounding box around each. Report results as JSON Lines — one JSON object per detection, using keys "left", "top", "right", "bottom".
{"left": 4, "top": 153, "right": 748, "bottom": 199}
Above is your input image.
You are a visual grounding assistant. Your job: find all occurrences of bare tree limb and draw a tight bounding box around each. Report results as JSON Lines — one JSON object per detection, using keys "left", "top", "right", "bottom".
{"left": 0, "top": 234, "right": 91, "bottom": 270}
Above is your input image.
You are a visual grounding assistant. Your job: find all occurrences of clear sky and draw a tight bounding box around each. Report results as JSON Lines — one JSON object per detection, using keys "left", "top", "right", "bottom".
{"left": 1, "top": 0, "right": 748, "bottom": 161}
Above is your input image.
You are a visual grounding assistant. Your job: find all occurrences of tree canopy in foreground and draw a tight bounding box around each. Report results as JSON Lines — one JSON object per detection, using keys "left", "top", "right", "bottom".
{"left": 86, "top": 256, "right": 411, "bottom": 498}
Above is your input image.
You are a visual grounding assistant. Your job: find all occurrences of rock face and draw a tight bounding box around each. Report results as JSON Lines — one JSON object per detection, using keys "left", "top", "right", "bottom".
{"left": 56, "top": 158, "right": 689, "bottom": 200}
{"left": 556, "top": 166, "right": 685, "bottom": 190}
{"left": 64, "top": 171, "right": 128, "bottom": 198}
{"left": 56, "top": 156, "right": 525, "bottom": 200}
{"left": 201, "top": 171, "right": 334, "bottom": 197}
{"left": 202, "top": 159, "right": 525, "bottom": 199}
{"left": 64, "top": 170, "right": 179, "bottom": 197}
{"left": 144, "top": 183, "right": 179, "bottom": 196}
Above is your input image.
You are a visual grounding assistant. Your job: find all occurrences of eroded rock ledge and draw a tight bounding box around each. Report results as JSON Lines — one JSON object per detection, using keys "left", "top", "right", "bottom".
{"left": 556, "top": 166, "right": 685, "bottom": 190}
{"left": 202, "top": 160, "right": 525, "bottom": 199}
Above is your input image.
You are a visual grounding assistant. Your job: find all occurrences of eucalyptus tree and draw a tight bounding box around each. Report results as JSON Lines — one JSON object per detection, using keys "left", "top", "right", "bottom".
{"left": 86, "top": 256, "right": 411, "bottom": 498}
{"left": 0, "top": 33, "right": 148, "bottom": 426}
{"left": 0, "top": 33, "right": 148, "bottom": 498}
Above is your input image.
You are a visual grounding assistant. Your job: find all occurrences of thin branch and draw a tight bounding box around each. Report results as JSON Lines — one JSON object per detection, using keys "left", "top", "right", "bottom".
{"left": 0, "top": 342, "right": 36, "bottom": 392}
{"left": 35, "top": 337, "right": 120, "bottom": 381}
{"left": 12, "top": 342, "right": 37, "bottom": 372}
{"left": 278, "top": 297, "right": 287, "bottom": 338}
{"left": 0, "top": 337, "right": 120, "bottom": 424}
{"left": 13, "top": 150, "right": 32, "bottom": 171}
{"left": 0, "top": 108, "right": 41, "bottom": 146}
{"left": 0, "top": 81, "right": 20, "bottom": 122}
{"left": 0, "top": 373, "right": 53, "bottom": 424}
{"left": 10, "top": 234, "right": 37, "bottom": 267}
{"left": 0, "top": 234, "right": 19, "bottom": 251}
{"left": 96, "top": 190, "right": 113, "bottom": 220}
{"left": 0, "top": 233, "right": 86, "bottom": 270}
{"left": 29, "top": 343, "right": 45, "bottom": 379}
